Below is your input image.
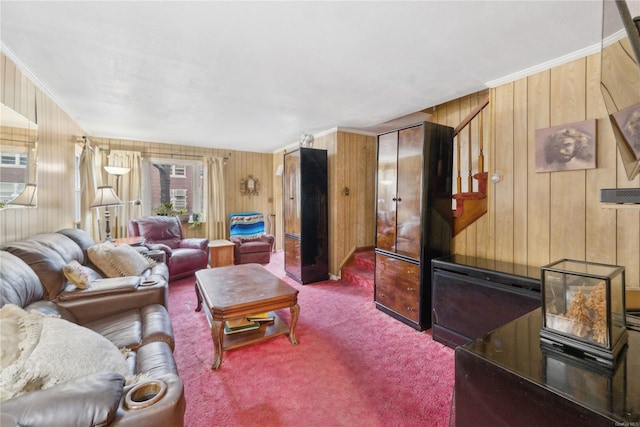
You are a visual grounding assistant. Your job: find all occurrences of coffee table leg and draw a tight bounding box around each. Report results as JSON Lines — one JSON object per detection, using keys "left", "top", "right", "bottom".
{"left": 211, "top": 320, "right": 224, "bottom": 370}
{"left": 195, "top": 284, "right": 202, "bottom": 312}
{"left": 289, "top": 303, "right": 300, "bottom": 345}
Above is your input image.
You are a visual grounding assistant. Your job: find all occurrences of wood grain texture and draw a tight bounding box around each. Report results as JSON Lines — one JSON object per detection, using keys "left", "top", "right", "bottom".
{"left": 429, "top": 52, "right": 639, "bottom": 287}
{"left": 493, "top": 83, "right": 515, "bottom": 264}
{"left": 549, "top": 59, "right": 587, "bottom": 262}
{"left": 527, "top": 70, "right": 552, "bottom": 268}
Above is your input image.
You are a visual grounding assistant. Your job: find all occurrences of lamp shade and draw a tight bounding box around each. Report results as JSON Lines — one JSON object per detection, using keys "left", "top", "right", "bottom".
{"left": 91, "top": 186, "right": 123, "bottom": 208}
{"left": 10, "top": 183, "right": 37, "bottom": 206}
{"left": 104, "top": 166, "right": 131, "bottom": 176}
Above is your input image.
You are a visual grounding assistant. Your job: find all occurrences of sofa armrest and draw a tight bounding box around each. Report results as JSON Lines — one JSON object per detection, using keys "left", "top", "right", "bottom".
{"left": 1, "top": 372, "right": 125, "bottom": 427}
{"left": 56, "top": 276, "right": 140, "bottom": 301}
{"left": 56, "top": 282, "right": 168, "bottom": 324}
{"left": 179, "top": 238, "right": 208, "bottom": 251}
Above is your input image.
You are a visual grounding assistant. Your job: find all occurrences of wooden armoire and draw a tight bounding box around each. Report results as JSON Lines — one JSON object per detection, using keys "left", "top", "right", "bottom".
{"left": 283, "top": 147, "right": 329, "bottom": 284}
{"left": 374, "top": 122, "right": 454, "bottom": 330}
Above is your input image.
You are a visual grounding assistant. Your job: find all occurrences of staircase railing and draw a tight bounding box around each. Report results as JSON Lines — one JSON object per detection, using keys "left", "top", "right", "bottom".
{"left": 453, "top": 96, "right": 489, "bottom": 194}
{"left": 451, "top": 96, "right": 490, "bottom": 235}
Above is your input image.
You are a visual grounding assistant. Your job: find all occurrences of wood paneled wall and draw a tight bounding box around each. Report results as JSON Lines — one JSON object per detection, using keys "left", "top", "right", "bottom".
{"left": 431, "top": 52, "right": 640, "bottom": 287}
{"left": 320, "top": 130, "right": 376, "bottom": 275}
{"left": 1, "top": 53, "right": 85, "bottom": 243}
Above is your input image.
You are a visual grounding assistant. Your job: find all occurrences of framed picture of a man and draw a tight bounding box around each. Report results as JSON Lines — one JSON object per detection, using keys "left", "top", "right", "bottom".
{"left": 611, "top": 103, "right": 640, "bottom": 159}
{"left": 535, "top": 119, "right": 596, "bottom": 173}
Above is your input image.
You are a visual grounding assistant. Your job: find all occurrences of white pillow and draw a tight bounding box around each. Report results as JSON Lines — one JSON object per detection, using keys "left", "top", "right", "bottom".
{"left": 0, "top": 304, "right": 132, "bottom": 402}
{"left": 88, "top": 242, "right": 152, "bottom": 278}
{"left": 62, "top": 260, "right": 90, "bottom": 289}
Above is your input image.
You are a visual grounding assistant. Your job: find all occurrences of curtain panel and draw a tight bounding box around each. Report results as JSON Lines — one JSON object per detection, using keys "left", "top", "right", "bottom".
{"left": 106, "top": 150, "right": 142, "bottom": 238}
{"left": 205, "top": 156, "right": 226, "bottom": 239}
{"left": 79, "top": 143, "right": 103, "bottom": 241}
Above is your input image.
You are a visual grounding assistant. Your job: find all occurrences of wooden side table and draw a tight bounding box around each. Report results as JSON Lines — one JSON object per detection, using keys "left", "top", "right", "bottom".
{"left": 208, "top": 239, "right": 235, "bottom": 267}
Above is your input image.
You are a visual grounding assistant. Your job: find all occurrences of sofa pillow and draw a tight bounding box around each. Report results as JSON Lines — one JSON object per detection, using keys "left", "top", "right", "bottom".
{"left": 88, "top": 242, "right": 152, "bottom": 278}
{"left": 0, "top": 304, "right": 132, "bottom": 401}
{"left": 62, "top": 260, "right": 90, "bottom": 289}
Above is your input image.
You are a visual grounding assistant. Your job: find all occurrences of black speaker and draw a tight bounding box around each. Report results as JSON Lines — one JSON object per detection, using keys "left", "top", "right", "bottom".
{"left": 600, "top": 188, "right": 640, "bottom": 204}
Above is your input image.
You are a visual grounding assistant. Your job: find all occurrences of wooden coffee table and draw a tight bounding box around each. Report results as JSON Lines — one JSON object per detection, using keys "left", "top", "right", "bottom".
{"left": 195, "top": 264, "right": 300, "bottom": 369}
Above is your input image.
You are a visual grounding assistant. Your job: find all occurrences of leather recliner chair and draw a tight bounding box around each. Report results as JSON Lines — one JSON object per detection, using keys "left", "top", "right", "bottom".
{"left": 128, "top": 216, "right": 209, "bottom": 281}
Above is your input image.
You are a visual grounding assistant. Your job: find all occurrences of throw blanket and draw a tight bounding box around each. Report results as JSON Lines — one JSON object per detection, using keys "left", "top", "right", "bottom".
{"left": 229, "top": 212, "right": 265, "bottom": 240}
{"left": 0, "top": 304, "right": 133, "bottom": 402}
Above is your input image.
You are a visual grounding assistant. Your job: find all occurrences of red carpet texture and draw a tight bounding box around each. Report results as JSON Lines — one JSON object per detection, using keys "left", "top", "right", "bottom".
{"left": 168, "top": 252, "right": 454, "bottom": 427}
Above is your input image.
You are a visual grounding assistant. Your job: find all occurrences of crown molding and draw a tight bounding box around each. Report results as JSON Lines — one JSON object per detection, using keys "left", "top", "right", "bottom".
{"left": 484, "top": 36, "right": 620, "bottom": 88}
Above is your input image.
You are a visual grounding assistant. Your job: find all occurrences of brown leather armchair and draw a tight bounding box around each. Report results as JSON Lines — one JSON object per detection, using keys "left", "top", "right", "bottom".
{"left": 128, "top": 216, "right": 209, "bottom": 281}
{"left": 229, "top": 212, "right": 274, "bottom": 264}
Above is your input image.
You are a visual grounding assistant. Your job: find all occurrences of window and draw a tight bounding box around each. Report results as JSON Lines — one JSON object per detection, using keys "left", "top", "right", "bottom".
{"left": 1, "top": 153, "right": 27, "bottom": 167}
{"left": 171, "top": 165, "right": 186, "bottom": 178}
{"left": 0, "top": 150, "right": 28, "bottom": 204}
{"left": 142, "top": 158, "right": 203, "bottom": 216}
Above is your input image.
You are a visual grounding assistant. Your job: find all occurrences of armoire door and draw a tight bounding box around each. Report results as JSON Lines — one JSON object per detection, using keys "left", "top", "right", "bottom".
{"left": 376, "top": 132, "right": 398, "bottom": 253}
{"left": 395, "top": 125, "right": 423, "bottom": 259}
{"left": 283, "top": 150, "right": 301, "bottom": 236}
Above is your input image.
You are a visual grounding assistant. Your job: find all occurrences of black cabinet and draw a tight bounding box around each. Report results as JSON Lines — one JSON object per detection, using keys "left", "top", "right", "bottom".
{"left": 456, "top": 309, "right": 640, "bottom": 426}
{"left": 283, "top": 148, "right": 328, "bottom": 284}
{"left": 431, "top": 254, "right": 541, "bottom": 348}
{"left": 374, "top": 122, "right": 454, "bottom": 330}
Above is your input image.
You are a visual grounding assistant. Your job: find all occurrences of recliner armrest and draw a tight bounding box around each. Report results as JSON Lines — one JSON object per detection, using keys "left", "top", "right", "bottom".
{"left": 1, "top": 372, "right": 125, "bottom": 427}
{"left": 179, "top": 238, "right": 208, "bottom": 251}
{"left": 260, "top": 234, "right": 275, "bottom": 249}
{"left": 145, "top": 243, "right": 173, "bottom": 259}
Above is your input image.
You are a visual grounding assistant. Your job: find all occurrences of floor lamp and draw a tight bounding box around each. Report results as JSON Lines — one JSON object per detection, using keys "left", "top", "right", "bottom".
{"left": 91, "top": 186, "right": 123, "bottom": 242}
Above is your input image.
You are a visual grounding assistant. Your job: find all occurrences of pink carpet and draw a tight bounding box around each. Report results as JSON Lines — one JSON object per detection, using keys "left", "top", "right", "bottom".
{"left": 168, "top": 252, "right": 455, "bottom": 427}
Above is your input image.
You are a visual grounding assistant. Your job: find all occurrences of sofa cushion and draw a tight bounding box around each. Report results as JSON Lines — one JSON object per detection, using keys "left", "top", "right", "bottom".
{"left": 0, "top": 304, "right": 132, "bottom": 401}
{"left": 236, "top": 240, "right": 271, "bottom": 254}
{"left": 0, "top": 251, "right": 44, "bottom": 308}
{"left": 1, "top": 241, "right": 68, "bottom": 300}
{"left": 88, "top": 242, "right": 152, "bottom": 278}
{"left": 28, "top": 233, "right": 83, "bottom": 265}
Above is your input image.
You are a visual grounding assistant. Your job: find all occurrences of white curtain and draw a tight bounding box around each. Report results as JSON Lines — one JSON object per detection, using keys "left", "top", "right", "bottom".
{"left": 205, "top": 156, "right": 226, "bottom": 239}
{"left": 106, "top": 150, "right": 142, "bottom": 238}
{"left": 79, "top": 142, "right": 103, "bottom": 241}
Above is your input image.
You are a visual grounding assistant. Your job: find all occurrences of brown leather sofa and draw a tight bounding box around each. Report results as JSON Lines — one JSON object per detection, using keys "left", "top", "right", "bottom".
{"left": 128, "top": 216, "right": 209, "bottom": 281}
{"left": 0, "top": 229, "right": 185, "bottom": 427}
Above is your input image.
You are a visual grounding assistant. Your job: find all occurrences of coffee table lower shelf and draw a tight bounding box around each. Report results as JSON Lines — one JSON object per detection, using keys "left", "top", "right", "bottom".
{"left": 221, "top": 314, "right": 290, "bottom": 351}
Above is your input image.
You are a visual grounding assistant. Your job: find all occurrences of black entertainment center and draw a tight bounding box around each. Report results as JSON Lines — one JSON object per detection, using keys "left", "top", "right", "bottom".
{"left": 431, "top": 254, "right": 541, "bottom": 348}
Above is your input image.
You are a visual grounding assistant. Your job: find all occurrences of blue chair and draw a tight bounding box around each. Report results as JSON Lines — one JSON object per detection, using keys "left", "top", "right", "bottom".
{"left": 229, "top": 212, "right": 274, "bottom": 264}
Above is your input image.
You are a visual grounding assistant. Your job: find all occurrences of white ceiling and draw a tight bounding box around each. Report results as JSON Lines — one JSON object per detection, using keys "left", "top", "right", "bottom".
{"left": 0, "top": 1, "right": 628, "bottom": 153}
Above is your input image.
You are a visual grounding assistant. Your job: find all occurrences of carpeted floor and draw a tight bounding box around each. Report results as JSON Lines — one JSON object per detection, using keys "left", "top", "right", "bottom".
{"left": 168, "top": 252, "right": 455, "bottom": 427}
